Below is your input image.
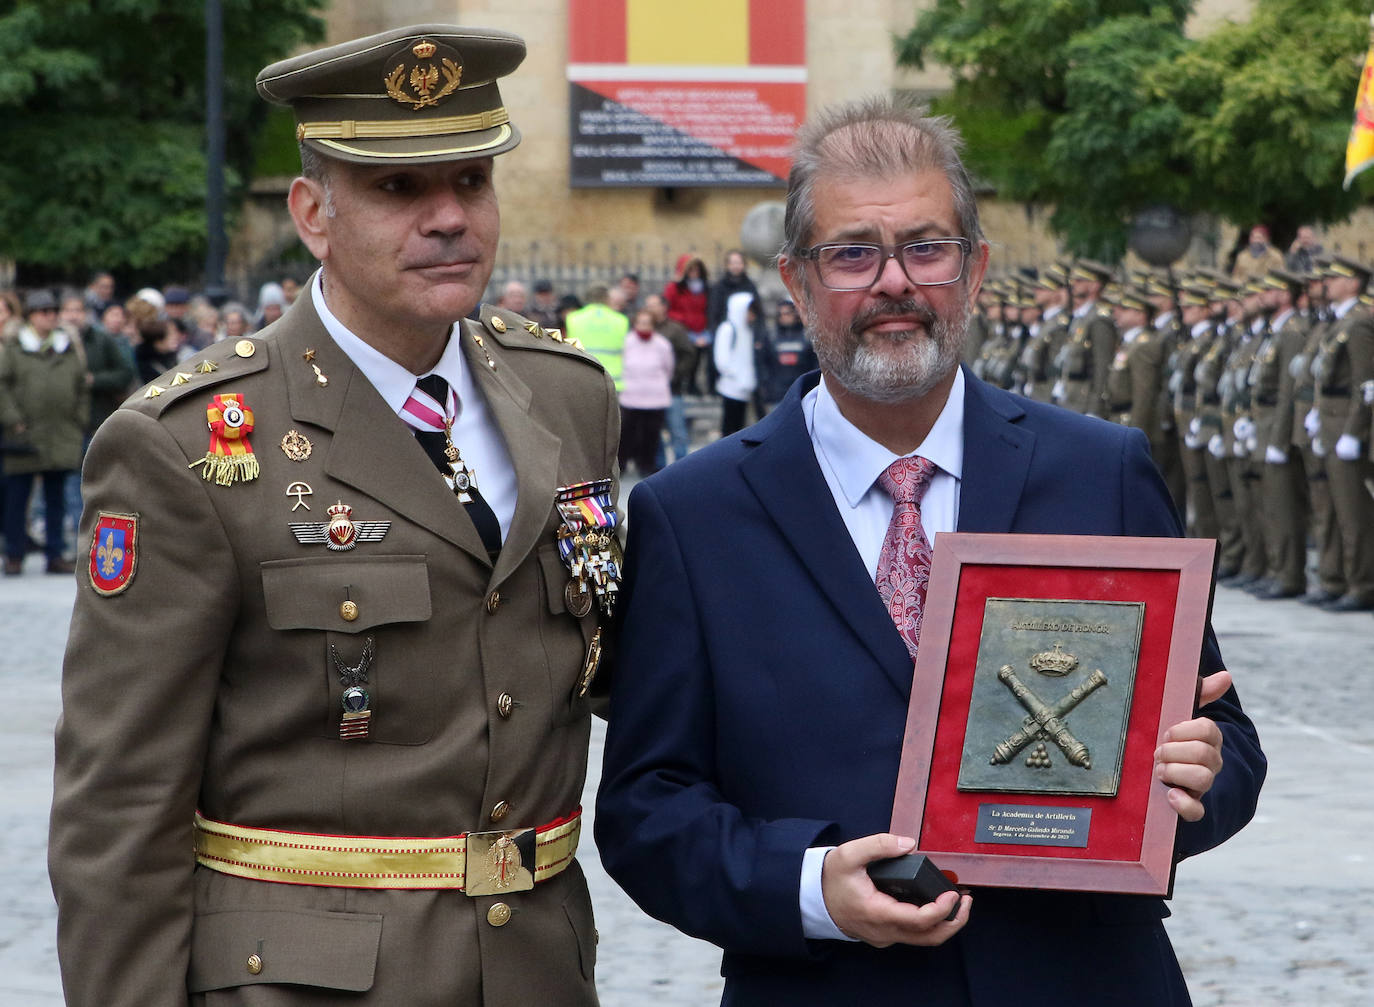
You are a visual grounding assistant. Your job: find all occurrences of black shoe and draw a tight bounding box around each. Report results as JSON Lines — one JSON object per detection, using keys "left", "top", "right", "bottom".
{"left": 1216, "top": 565, "right": 1241, "bottom": 581}
{"left": 1242, "top": 578, "right": 1275, "bottom": 596}
{"left": 1301, "top": 589, "right": 1342, "bottom": 607}
{"left": 1223, "top": 573, "right": 1260, "bottom": 589}
{"left": 45, "top": 558, "right": 76, "bottom": 575}
{"left": 4, "top": 558, "right": 22, "bottom": 576}
{"left": 1255, "top": 583, "right": 1304, "bottom": 600}
{"left": 1325, "top": 593, "right": 1374, "bottom": 613}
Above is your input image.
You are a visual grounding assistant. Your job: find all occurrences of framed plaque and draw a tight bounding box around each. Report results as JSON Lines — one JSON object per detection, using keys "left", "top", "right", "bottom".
{"left": 889, "top": 533, "right": 1218, "bottom": 896}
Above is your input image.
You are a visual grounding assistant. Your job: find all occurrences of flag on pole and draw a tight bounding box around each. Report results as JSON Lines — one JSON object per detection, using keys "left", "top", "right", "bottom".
{"left": 1344, "top": 14, "right": 1374, "bottom": 189}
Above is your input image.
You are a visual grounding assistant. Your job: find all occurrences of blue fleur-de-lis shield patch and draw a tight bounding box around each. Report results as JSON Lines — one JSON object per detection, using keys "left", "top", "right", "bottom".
{"left": 88, "top": 512, "right": 139, "bottom": 596}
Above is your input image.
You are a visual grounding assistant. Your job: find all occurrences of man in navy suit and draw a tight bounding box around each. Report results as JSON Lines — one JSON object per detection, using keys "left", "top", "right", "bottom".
{"left": 596, "top": 97, "right": 1265, "bottom": 1006}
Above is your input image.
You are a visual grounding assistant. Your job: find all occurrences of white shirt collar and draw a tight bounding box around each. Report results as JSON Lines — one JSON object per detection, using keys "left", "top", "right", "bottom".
{"left": 311, "top": 269, "right": 471, "bottom": 418}
{"left": 1272, "top": 307, "right": 1294, "bottom": 332}
{"left": 1335, "top": 297, "right": 1359, "bottom": 319}
{"left": 811, "top": 367, "right": 965, "bottom": 510}
{"left": 1154, "top": 310, "right": 1174, "bottom": 329}
{"left": 1073, "top": 299, "right": 1095, "bottom": 319}
{"left": 1043, "top": 304, "right": 1063, "bottom": 321}
{"left": 1121, "top": 325, "right": 1143, "bottom": 345}
{"left": 1191, "top": 320, "right": 1212, "bottom": 338}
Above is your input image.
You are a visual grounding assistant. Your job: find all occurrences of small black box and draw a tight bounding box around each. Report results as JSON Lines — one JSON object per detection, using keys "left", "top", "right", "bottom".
{"left": 866, "top": 854, "right": 960, "bottom": 921}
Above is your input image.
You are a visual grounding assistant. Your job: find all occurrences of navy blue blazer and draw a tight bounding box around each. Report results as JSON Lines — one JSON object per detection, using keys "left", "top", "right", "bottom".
{"left": 597, "top": 369, "right": 1265, "bottom": 1007}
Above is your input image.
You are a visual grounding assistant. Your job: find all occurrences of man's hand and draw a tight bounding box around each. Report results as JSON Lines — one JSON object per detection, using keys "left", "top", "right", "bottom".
{"left": 821, "top": 834, "right": 970, "bottom": 948}
{"left": 1154, "top": 670, "right": 1231, "bottom": 823}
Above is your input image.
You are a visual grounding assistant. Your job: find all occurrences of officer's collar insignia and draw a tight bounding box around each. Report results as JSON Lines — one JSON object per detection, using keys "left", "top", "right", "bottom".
{"left": 384, "top": 39, "right": 462, "bottom": 110}
{"left": 290, "top": 500, "right": 391, "bottom": 551}
{"left": 554, "top": 479, "right": 623, "bottom": 618}
{"left": 88, "top": 512, "right": 138, "bottom": 597}
{"left": 189, "top": 393, "right": 260, "bottom": 486}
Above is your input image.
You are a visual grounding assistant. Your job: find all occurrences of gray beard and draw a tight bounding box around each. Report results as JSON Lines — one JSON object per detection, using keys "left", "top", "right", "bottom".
{"left": 806, "top": 294, "right": 968, "bottom": 404}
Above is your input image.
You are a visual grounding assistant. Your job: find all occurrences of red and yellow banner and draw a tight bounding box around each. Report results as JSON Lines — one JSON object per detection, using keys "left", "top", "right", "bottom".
{"left": 568, "top": 0, "right": 806, "bottom": 187}
{"left": 1344, "top": 15, "right": 1374, "bottom": 189}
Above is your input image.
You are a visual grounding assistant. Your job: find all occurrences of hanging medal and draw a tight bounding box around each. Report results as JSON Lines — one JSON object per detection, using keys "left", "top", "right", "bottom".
{"left": 554, "top": 478, "right": 624, "bottom": 618}
{"left": 190, "top": 393, "right": 260, "bottom": 486}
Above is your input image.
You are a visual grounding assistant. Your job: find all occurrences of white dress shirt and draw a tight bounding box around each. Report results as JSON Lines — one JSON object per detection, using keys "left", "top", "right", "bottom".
{"left": 796, "top": 367, "right": 966, "bottom": 940}
{"left": 311, "top": 270, "right": 517, "bottom": 540}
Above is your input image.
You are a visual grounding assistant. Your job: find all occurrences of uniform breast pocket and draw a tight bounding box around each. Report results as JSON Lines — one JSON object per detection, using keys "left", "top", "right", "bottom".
{"left": 261, "top": 555, "right": 435, "bottom": 745}
{"left": 1064, "top": 339, "right": 1088, "bottom": 378}
{"left": 536, "top": 542, "right": 600, "bottom": 720}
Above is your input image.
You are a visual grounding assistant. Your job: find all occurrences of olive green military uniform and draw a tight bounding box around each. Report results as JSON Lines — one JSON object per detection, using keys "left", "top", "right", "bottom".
{"left": 1106, "top": 320, "right": 1167, "bottom": 459}
{"left": 1252, "top": 298, "right": 1310, "bottom": 596}
{"left": 50, "top": 293, "right": 616, "bottom": 1006}
{"left": 50, "top": 24, "right": 619, "bottom": 1007}
{"left": 963, "top": 307, "right": 991, "bottom": 366}
{"left": 1149, "top": 309, "right": 1187, "bottom": 517}
{"left": 1173, "top": 318, "right": 1219, "bottom": 539}
{"left": 1291, "top": 311, "right": 1345, "bottom": 600}
{"left": 1055, "top": 299, "right": 1118, "bottom": 416}
{"left": 1196, "top": 321, "right": 1244, "bottom": 575}
{"left": 1220, "top": 320, "right": 1267, "bottom": 581}
{"left": 1019, "top": 294, "right": 1069, "bottom": 403}
{"left": 1313, "top": 297, "right": 1374, "bottom": 605}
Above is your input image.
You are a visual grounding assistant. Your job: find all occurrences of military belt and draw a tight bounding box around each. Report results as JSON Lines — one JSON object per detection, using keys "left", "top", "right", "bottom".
{"left": 1319, "top": 386, "right": 1350, "bottom": 396}
{"left": 193, "top": 808, "right": 580, "bottom": 894}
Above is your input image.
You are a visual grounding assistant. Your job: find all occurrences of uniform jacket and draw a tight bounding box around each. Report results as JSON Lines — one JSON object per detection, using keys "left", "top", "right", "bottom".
{"left": 597, "top": 368, "right": 1265, "bottom": 1007}
{"left": 50, "top": 291, "right": 618, "bottom": 1006}
{"left": 1313, "top": 302, "right": 1374, "bottom": 443}
{"left": 1057, "top": 303, "right": 1118, "bottom": 417}
{"left": 0, "top": 325, "right": 90, "bottom": 474}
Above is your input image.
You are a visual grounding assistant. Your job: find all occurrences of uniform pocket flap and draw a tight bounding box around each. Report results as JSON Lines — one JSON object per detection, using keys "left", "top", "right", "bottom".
{"left": 262, "top": 555, "right": 431, "bottom": 632}
{"left": 187, "top": 907, "right": 383, "bottom": 992}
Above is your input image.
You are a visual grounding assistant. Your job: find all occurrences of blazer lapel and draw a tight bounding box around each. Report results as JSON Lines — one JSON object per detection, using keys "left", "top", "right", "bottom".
{"left": 956, "top": 368, "right": 1035, "bottom": 534}
{"left": 739, "top": 378, "right": 915, "bottom": 698}
{"left": 459, "top": 325, "right": 563, "bottom": 588}
{"left": 277, "top": 298, "right": 491, "bottom": 564}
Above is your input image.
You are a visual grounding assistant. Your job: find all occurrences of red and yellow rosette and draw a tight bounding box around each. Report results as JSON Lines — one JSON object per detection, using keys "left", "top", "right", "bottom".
{"left": 190, "top": 393, "right": 260, "bottom": 486}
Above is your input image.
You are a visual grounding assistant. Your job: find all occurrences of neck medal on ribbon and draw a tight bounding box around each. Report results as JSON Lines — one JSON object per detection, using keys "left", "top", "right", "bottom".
{"left": 554, "top": 479, "right": 623, "bottom": 618}
{"left": 190, "top": 393, "right": 260, "bottom": 486}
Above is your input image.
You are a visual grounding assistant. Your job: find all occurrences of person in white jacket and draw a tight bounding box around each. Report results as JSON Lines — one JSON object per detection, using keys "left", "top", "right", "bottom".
{"left": 715, "top": 290, "right": 760, "bottom": 435}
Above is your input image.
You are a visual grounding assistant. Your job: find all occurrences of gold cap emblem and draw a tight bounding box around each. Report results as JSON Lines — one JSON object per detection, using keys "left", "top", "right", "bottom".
{"left": 384, "top": 39, "right": 463, "bottom": 111}
{"left": 413, "top": 39, "right": 437, "bottom": 59}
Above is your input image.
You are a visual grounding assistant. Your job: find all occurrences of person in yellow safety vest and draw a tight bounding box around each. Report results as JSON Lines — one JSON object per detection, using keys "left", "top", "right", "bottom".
{"left": 565, "top": 284, "right": 628, "bottom": 392}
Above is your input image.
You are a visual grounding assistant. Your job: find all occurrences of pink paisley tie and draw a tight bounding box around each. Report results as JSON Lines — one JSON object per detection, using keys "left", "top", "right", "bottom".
{"left": 875, "top": 456, "right": 937, "bottom": 661}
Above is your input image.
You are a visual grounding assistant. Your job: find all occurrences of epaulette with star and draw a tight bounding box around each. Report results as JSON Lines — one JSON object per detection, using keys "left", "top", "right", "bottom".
{"left": 475, "top": 304, "right": 604, "bottom": 371}
{"left": 125, "top": 336, "right": 271, "bottom": 418}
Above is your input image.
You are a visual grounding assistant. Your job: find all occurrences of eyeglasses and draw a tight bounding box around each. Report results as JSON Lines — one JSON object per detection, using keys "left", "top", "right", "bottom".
{"left": 796, "top": 238, "right": 971, "bottom": 290}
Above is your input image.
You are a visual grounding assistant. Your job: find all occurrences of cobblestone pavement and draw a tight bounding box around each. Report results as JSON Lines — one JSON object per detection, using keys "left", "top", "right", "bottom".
{"left": 3, "top": 548, "right": 1370, "bottom": 1006}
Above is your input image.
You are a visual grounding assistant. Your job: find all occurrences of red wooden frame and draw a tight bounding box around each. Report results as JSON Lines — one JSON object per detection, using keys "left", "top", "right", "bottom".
{"left": 890, "top": 533, "right": 1217, "bottom": 896}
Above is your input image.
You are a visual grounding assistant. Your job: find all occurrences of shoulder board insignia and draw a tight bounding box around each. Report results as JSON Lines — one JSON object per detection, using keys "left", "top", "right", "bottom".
{"left": 129, "top": 339, "right": 269, "bottom": 418}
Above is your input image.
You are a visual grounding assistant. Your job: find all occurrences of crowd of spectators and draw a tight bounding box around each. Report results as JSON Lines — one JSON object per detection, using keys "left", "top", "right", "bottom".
{"left": 0, "top": 253, "right": 819, "bottom": 566}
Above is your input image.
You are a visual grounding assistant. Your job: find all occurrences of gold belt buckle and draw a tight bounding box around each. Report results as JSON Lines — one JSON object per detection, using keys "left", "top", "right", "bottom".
{"left": 464, "top": 828, "right": 536, "bottom": 897}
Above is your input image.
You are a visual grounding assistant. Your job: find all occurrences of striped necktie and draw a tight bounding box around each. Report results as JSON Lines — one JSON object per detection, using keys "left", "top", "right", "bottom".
{"left": 403, "top": 373, "right": 502, "bottom": 558}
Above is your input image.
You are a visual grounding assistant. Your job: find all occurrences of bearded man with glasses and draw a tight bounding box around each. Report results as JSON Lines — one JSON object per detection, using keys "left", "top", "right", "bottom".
{"left": 596, "top": 96, "right": 1265, "bottom": 1006}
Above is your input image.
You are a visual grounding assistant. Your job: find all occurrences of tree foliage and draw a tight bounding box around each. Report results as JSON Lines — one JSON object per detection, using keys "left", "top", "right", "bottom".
{"left": 0, "top": 0, "right": 323, "bottom": 278}
{"left": 897, "top": 0, "right": 1371, "bottom": 260}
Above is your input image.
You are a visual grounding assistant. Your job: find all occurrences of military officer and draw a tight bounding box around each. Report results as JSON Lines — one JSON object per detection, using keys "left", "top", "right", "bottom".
{"left": 49, "top": 25, "right": 617, "bottom": 1006}
{"left": 1309, "top": 254, "right": 1374, "bottom": 610}
{"left": 1196, "top": 278, "right": 1244, "bottom": 578}
{"left": 1018, "top": 263, "right": 1071, "bottom": 402}
{"left": 1172, "top": 282, "right": 1221, "bottom": 539}
{"left": 1144, "top": 275, "right": 1187, "bottom": 515}
{"left": 1104, "top": 287, "right": 1167, "bottom": 448}
{"left": 1250, "top": 269, "right": 1310, "bottom": 599}
{"left": 1218, "top": 281, "right": 1268, "bottom": 588}
{"left": 1054, "top": 260, "right": 1118, "bottom": 416}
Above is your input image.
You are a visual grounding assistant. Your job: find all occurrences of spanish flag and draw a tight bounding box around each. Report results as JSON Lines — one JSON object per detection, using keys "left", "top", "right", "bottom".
{"left": 1344, "top": 14, "right": 1374, "bottom": 189}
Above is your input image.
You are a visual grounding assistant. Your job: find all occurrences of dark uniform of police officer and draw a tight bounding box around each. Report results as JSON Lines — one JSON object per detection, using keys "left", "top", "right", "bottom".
{"left": 50, "top": 25, "right": 618, "bottom": 1006}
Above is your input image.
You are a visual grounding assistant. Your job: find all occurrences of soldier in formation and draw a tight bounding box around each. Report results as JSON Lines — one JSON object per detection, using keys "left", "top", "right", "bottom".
{"left": 968, "top": 254, "right": 1374, "bottom": 614}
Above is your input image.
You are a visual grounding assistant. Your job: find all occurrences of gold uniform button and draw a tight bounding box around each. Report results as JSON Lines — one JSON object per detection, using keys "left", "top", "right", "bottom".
{"left": 487, "top": 902, "right": 512, "bottom": 927}
{"left": 486, "top": 590, "right": 501, "bottom": 614}
{"left": 235, "top": 339, "right": 256, "bottom": 358}
{"left": 490, "top": 800, "right": 510, "bottom": 822}
{"left": 340, "top": 600, "right": 359, "bottom": 622}
{"left": 497, "top": 693, "right": 514, "bottom": 718}
{"left": 246, "top": 954, "right": 264, "bottom": 975}
{"left": 490, "top": 316, "right": 507, "bottom": 333}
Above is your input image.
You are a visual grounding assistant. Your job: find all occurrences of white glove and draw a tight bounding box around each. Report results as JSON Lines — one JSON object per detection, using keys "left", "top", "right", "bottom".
{"left": 1265, "top": 444, "right": 1288, "bottom": 464}
{"left": 1304, "top": 408, "right": 1321, "bottom": 437}
{"left": 1232, "top": 438, "right": 1247, "bottom": 458}
{"left": 1051, "top": 379, "right": 1066, "bottom": 402}
{"left": 1362, "top": 380, "right": 1374, "bottom": 405}
{"left": 1022, "top": 382, "right": 1033, "bottom": 397}
{"left": 1246, "top": 434, "right": 1259, "bottom": 453}
{"left": 1188, "top": 416, "right": 1203, "bottom": 437}
{"left": 1233, "top": 417, "right": 1255, "bottom": 441}
{"left": 1313, "top": 438, "right": 1327, "bottom": 458}
{"left": 1208, "top": 434, "right": 1226, "bottom": 459}
{"left": 1184, "top": 432, "right": 1203, "bottom": 450}
{"left": 1336, "top": 434, "right": 1362, "bottom": 461}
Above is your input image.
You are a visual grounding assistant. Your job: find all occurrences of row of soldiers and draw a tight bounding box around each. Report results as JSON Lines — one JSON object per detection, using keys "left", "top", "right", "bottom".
{"left": 968, "top": 257, "right": 1374, "bottom": 613}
